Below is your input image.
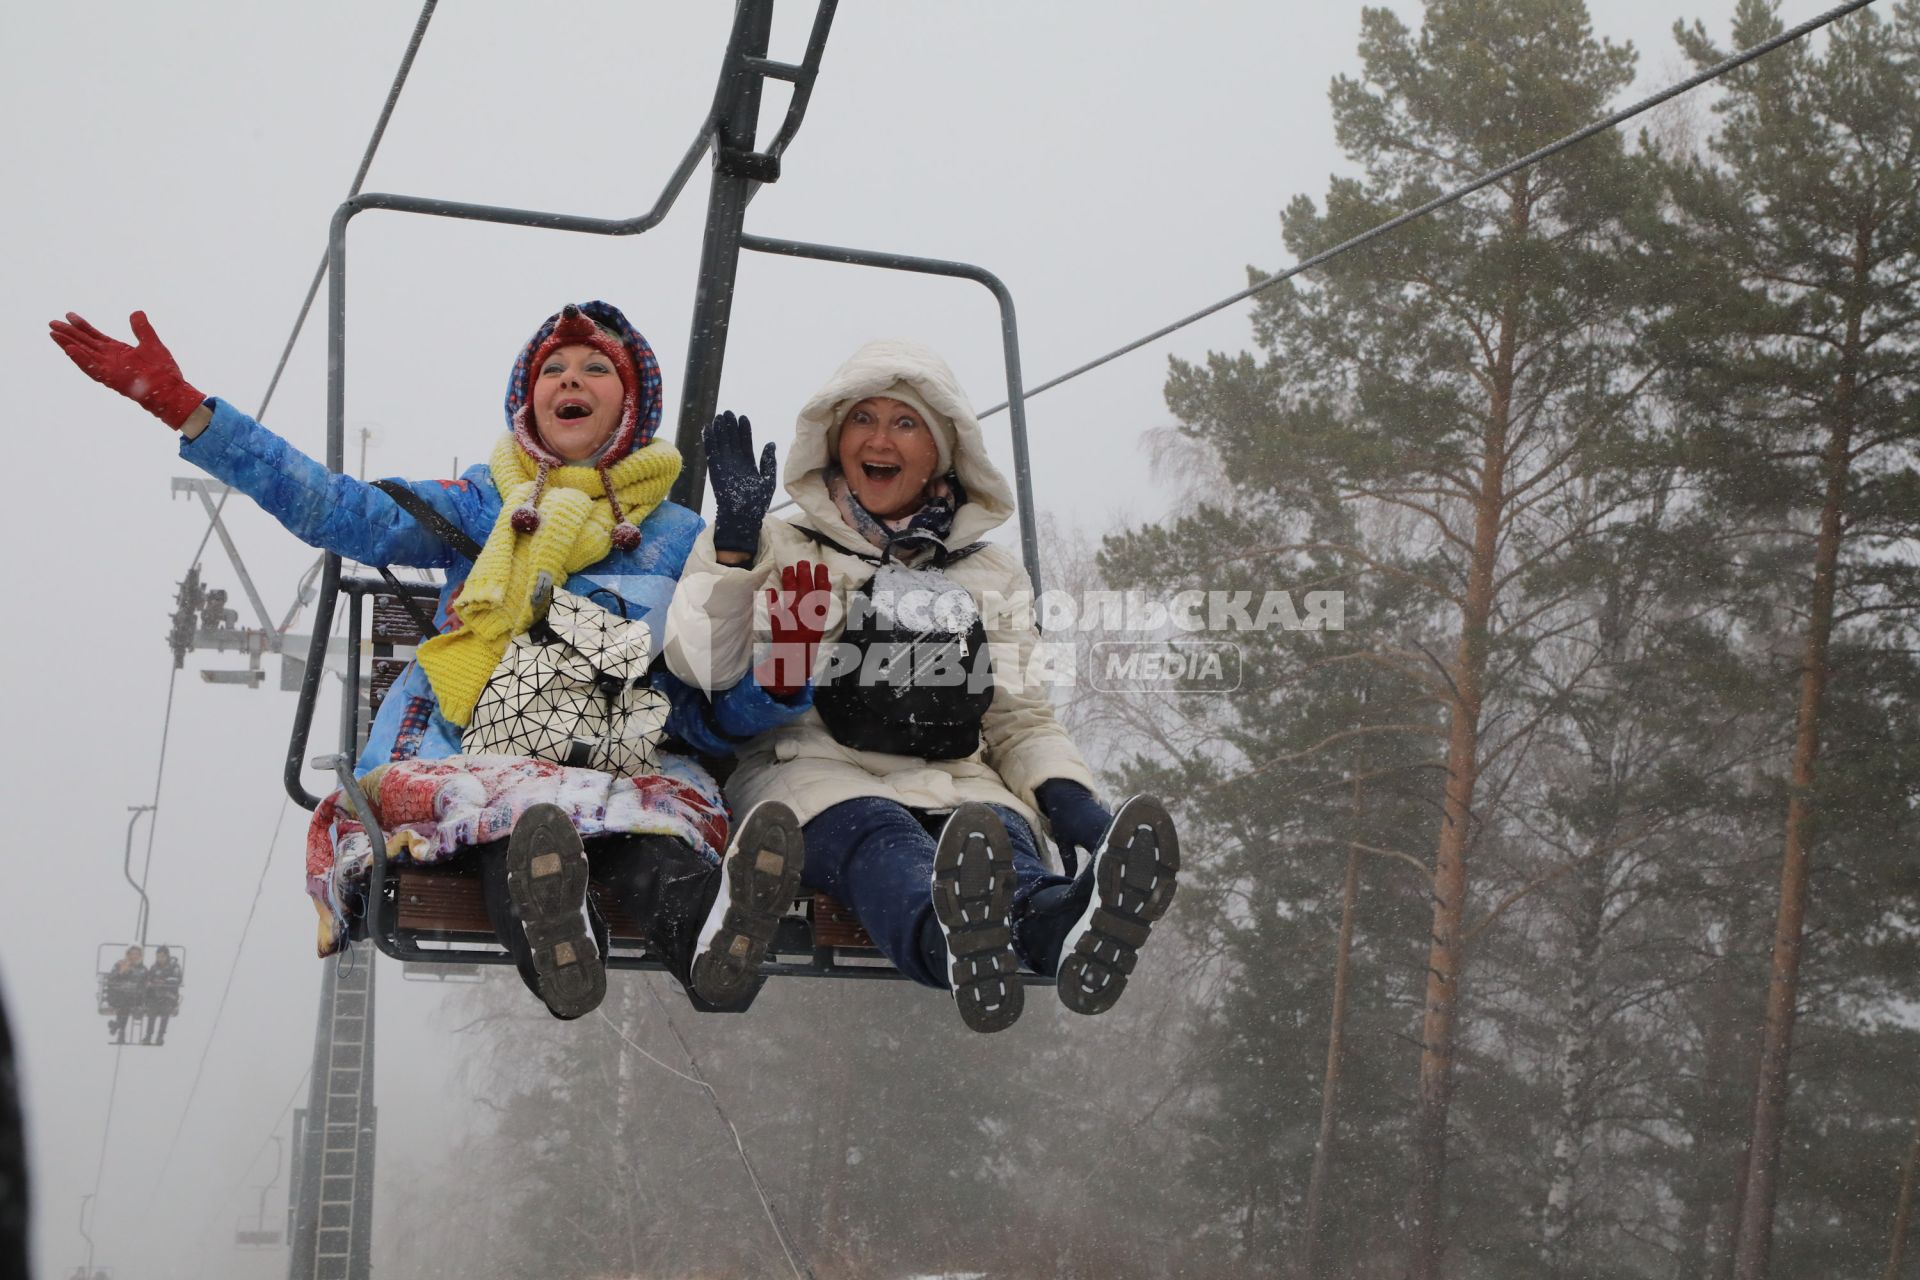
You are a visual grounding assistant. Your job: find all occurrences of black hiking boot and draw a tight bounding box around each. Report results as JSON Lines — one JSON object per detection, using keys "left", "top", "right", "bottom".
{"left": 506, "top": 803, "right": 606, "bottom": 1020}
{"left": 930, "top": 803, "right": 1023, "bottom": 1034}
{"left": 1055, "top": 795, "right": 1180, "bottom": 1016}
{"left": 608, "top": 804, "right": 803, "bottom": 1012}
{"left": 687, "top": 802, "right": 803, "bottom": 1008}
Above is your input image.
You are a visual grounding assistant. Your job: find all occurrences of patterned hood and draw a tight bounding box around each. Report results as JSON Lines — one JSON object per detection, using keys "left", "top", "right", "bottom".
{"left": 502, "top": 299, "right": 664, "bottom": 467}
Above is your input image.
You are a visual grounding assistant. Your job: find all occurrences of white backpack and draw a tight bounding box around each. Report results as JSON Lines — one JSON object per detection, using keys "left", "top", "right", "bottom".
{"left": 462, "top": 584, "right": 671, "bottom": 777}
{"left": 366, "top": 483, "right": 673, "bottom": 779}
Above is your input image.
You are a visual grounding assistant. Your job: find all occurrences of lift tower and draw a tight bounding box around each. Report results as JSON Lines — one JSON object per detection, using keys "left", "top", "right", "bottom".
{"left": 287, "top": 942, "right": 376, "bottom": 1280}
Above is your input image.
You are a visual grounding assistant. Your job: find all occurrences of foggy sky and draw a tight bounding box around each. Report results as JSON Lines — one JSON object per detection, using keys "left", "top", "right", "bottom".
{"left": 1, "top": 3, "right": 1762, "bottom": 1277}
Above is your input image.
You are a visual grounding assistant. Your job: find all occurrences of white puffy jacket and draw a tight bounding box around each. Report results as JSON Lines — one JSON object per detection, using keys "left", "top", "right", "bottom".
{"left": 665, "top": 339, "right": 1097, "bottom": 832}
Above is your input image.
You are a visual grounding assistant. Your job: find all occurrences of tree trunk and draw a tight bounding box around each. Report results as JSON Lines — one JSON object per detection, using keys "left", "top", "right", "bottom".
{"left": 1885, "top": 1097, "right": 1920, "bottom": 1280}
{"left": 1405, "top": 224, "right": 1515, "bottom": 1274}
{"left": 1678, "top": 1023, "right": 1742, "bottom": 1280}
{"left": 1301, "top": 846, "right": 1363, "bottom": 1279}
{"left": 1540, "top": 858, "right": 1606, "bottom": 1277}
{"left": 1727, "top": 229, "right": 1865, "bottom": 1280}
{"left": 1542, "top": 591, "right": 1626, "bottom": 1278}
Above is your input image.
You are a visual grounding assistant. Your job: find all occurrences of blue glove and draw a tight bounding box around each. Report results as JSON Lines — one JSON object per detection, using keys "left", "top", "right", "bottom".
{"left": 1035, "top": 778, "right": 1112, "bottom": 878}
{"left": 704, "top": 411, "right": 777, "bottom": 557}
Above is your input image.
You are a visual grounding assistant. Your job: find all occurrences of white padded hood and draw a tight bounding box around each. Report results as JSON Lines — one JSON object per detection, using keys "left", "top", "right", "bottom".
{"left": 782, "top": 339, "right": 1017, "bottom": 551}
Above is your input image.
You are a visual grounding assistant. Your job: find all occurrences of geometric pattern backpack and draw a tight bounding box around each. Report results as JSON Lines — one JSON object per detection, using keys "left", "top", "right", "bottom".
{"left": 461, "top": 583, "right": 671, "bottom": 777}
{"left": 369, "top": 480, "right": 671, "bottom": 778}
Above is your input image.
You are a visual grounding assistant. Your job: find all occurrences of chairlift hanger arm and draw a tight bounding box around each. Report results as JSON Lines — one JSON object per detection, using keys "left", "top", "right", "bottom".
{"left": 742, "top": 0, "right": 838, "bottom": 171}
{"left": 121, "top": 806, "right": 155, "bottom": 948}
{"left": 330, "top": 120, "right": 712, "bottom": 253}
{"left": 670, "top": 0, "right": 782, "bottom": 503}
{"left": 290, "top": 2, "right": 841, "bottom": 810}
{"left": 316, "top": 0, "right": 843, "bottom": 299}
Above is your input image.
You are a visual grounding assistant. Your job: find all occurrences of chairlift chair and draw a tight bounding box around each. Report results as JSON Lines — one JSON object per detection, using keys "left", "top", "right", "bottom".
{"left": 283, "top": 0, "right": 1056, "bottom": 986}
{"left": 235, "top": 1138, "right": 284, "bottom": 1248}
{"left": 95, "top": 942, "right": 185, "bottom": 1046}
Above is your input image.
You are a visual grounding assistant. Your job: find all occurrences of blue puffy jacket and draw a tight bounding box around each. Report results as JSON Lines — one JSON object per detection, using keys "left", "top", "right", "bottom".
{"left": 180, "top": 397, "right": 809, "bottom": 776}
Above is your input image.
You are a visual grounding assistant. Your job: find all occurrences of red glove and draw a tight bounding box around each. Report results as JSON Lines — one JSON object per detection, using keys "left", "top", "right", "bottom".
{"left": 48, "top": 311, "right": 207, "bottom": 429}
{"left": 757, "top": 559, "right": 831, "bottom": 699}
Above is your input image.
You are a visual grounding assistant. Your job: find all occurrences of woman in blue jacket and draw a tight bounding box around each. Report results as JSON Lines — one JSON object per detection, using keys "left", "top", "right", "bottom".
{"left": 51, "top": 301, "right": 813, "bottom": 1019}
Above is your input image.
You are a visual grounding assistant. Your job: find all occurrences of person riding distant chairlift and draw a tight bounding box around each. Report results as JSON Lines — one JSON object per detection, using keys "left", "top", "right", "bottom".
{"left": 666, "top": 340, "right": 1181, "bottom": 1033}
{"left": 141, "top": 945, "right": 182, "bottom": 1046}
{"left": 103, "top": 945, "right": 146, "bottom": 1045}
{"left": 51, "top": 303, "right": 824, "bottom": 1020}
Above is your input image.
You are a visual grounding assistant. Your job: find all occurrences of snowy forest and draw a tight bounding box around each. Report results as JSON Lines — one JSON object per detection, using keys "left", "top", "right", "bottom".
{"left": 350, "top": 2, "right": 1920, "bottom": 1278}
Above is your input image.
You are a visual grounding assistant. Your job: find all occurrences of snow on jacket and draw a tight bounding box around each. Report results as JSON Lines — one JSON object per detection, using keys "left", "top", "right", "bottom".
{"left": 179, "top": 398, "right": 811, "bottom": 775}
{"left": 664, "top": 339, "right": 1097, "bottom": 831}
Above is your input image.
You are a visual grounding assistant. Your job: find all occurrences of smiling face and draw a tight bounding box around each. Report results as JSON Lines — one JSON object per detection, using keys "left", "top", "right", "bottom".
{"left": 530, "top": 343, "right": 627, "bottom": 462}
{"left": 837, "top": 396, "right": 942, "bottom": 519}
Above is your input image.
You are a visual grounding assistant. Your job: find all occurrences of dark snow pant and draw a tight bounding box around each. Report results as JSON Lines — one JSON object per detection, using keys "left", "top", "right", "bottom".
{"left": 475, "top": 832, "right": 722, "bottom": 1008}
{"left": 106, "top": 1000, "right": 141, "bottom": 1043}
{"left": 800, "top": 797, "right": 1076, "bottom": 989}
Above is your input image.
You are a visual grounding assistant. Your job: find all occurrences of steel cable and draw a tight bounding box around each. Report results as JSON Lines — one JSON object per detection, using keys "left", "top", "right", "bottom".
{"left": 601, "top": 982, "right": 817, "bottom": 1280}
{"left": 188, "top": 0, "right": 442, "bottom": 568}
{"left": 976, "top": 0, "right": 1883, "bottom": 419}
{"left": 146, "top": 796, "right": 293, "bottom": 1197}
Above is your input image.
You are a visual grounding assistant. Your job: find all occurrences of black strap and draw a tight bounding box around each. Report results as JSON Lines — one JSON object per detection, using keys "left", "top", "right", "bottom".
{"left": 793, "top": 524, "right": 881, "bottom": 563}
{"left": 793, "top": 525, "right": 991, "bottom": 569}
{"left": 370, "top": 480, "right": 486, "bottom": 640}
{"left": 375, "top": 565, "right": 441, "bottom": 639}
{"left": 372, "top": 479, "right": 485, "bottom": 560}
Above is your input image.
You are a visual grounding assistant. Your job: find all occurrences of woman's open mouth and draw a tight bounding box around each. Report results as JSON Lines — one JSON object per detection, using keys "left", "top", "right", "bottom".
{"left": 861, "top": 462, "right": 902, "bottom": 480}
{"left": 555, "top": 401, "right": 592, "bottom": 421}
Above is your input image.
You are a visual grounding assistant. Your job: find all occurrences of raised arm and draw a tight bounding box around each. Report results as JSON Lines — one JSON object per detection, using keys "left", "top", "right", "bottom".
{"left": 51, "top": 309, "right": 467, "bottom": 568}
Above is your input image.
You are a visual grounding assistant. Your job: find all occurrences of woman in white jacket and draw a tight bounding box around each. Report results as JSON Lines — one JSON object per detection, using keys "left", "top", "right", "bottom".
{"left": 667, "top": 340, "right": 1179, "bottom": 1032}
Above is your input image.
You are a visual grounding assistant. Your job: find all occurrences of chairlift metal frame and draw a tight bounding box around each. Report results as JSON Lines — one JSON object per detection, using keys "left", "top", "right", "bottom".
{"left": 234, "top": 1137, "right": 284, "bottom": 1248}
{"left": 282, "top": 0, "right": 1051, "bottom": 984}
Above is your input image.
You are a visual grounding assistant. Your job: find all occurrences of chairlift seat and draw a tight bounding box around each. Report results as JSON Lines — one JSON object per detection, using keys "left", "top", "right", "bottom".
{"left": 94, "top": 943, "right": 187, "bottom": 1012}
{"left": 94, "top": 942, "right": 186, "bottom": 1044}
{"left": 383, "top": 862, "right": 897, "bottom": 977}
{"left": 323, "top": 587, "right": 1056, "bottom": 987}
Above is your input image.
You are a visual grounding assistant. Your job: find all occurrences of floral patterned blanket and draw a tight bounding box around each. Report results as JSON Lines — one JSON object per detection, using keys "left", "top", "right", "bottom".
{"left": 304, "top": 752, "right": 728, "bottom": 956}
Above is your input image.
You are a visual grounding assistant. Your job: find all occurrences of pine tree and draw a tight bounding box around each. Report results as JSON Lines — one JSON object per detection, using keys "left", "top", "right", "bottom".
{"left": 1098, "top": 469, "right": 1443, "bottom": 1273}
{"left": 1115, "top": 1, "right": 1667, "bottom": 1270}
{"left": 1655, "top": 5, "right": 1920, "bottom": 1274}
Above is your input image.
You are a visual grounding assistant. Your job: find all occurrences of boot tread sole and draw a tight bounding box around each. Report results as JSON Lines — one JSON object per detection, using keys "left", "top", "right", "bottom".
{"left": 690, "top": 804, "right": 804, "bottom": 1007}
{"left": 1059, "top": 796, "right": 1180, "bottom": 1017}
{"left": 932, "top": 804, "right": 1025, "bottom": 1034}
{"left": 507, "top": 803, "right": 605, "bottom": 1020}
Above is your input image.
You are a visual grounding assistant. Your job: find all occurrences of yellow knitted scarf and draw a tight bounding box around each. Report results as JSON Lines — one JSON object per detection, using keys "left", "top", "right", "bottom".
{"left": 416, "top": 433, "right": 681, "bottom": 726}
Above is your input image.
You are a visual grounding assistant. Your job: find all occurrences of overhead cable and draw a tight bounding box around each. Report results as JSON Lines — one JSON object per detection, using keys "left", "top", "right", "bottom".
{"left": 148, "top": 797, "right": 294, "bottom": 1194}
{"left": 189, "top": 0, "right": 442, "bottom": 567}
{"left": 977, "top": 0, "right": 1882, "bottom": 418}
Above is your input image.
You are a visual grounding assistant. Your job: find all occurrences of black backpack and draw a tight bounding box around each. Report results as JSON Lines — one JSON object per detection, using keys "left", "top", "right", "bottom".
{"left": 799, "top": 528, "right": 996, "bottom": 761}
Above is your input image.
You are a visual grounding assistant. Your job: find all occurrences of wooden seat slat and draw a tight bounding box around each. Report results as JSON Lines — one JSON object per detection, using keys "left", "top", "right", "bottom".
{"left": 391, "top": 865, "right": 882, "bottom": 955}
{"left": 809, "top": 893, "right": 876, "bottom": 951}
